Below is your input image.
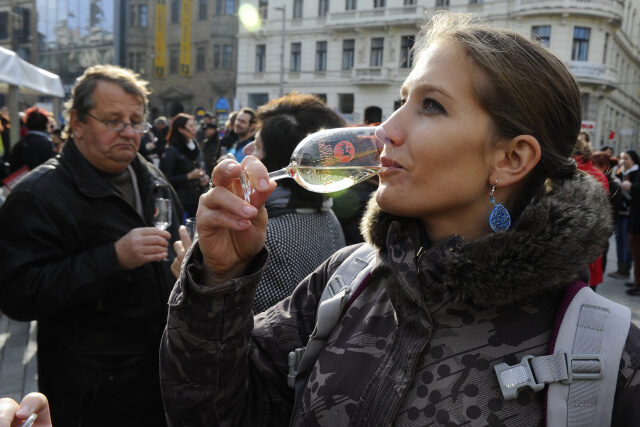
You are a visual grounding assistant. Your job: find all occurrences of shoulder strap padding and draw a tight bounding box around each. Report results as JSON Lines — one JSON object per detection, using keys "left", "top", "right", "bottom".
{"left": 287, "top": 244, "right": 376, "bottom": 388}
{"left": 547, "top": 286, "right": 631, "bottom": 427}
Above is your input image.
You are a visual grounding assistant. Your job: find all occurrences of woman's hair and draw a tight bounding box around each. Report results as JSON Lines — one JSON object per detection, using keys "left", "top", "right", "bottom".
{"left": 167, "top": 113, "right": 194, "bottom": 146}
{"left": 572, "top": 135, "right": 593, "bottom": 162}
{"left": 257, "top": 93, "right": 345, "bottom": 197}
{"left": 416, "top": 12, "right": 581, "bottom": 214}
{"left": 592, "top": 152, "right": 612, "bottom": 175}
{"left": 24, "top": 107, "right": 50, "bottom": 131}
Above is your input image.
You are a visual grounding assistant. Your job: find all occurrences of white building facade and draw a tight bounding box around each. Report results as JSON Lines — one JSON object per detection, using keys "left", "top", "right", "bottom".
{"left": 236, "top": 0, "right": 640, "bottom": 151}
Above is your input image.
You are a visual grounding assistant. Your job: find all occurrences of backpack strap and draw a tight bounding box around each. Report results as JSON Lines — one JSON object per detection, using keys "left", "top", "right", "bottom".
{"left": 494, "top": 284, "right": 631, "bottom": 427}
{"left": 287, "top": 243, "right": 376, "bottom": 389}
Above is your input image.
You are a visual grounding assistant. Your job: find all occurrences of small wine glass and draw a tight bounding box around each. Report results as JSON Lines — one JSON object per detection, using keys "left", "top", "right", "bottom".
{"left": 152, "top": 185, "right": 172, "bottom": 260}
{"left": 239, "top": 126, "right": 384, "bottom": 202}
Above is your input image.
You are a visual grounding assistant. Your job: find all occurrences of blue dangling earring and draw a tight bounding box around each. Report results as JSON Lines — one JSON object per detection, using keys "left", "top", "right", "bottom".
{"left": 489, "top": 182, "right": 511, "bottom": 232}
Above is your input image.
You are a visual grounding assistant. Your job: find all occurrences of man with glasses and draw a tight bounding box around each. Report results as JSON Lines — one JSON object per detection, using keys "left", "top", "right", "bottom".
{"left": 0, "top": 65, "right": 182, "bottom": 426}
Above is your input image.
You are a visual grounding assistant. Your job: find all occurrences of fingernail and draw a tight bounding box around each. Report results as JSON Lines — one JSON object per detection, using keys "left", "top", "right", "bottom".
{"left": 16, "top": 406, "right": 31, "bottom": 417}
{"left": 242, "top": 205, "right": 257, "bottom": 216}
{"left": 226, "top": 163, "right": 238, "bottom": 173}
{"left": 238, "top": 219, "right": 250, "bottom": 227}
{"left": 257, "top": 179, "right": 269, "bottom": 191}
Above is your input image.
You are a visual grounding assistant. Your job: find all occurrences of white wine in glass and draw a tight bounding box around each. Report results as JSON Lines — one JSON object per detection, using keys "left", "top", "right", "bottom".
{"left": 240, "top": 126, "right": 384, "bottom": 201}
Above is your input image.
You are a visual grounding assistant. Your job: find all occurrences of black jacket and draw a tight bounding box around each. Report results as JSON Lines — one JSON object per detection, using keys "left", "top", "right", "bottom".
{"left": 0, "top": 140, "right": 182, "bottom": 426}
{"left": 8, "top": 130, "right": 54, "bottom": 172}
{"left": 159, "top": 142, "right": 203, "bottom": 213}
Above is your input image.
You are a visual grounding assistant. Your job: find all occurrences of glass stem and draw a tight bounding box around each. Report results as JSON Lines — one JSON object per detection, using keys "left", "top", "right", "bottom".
{"left": 268, "top": 166, "right": 292, "bottom": 181}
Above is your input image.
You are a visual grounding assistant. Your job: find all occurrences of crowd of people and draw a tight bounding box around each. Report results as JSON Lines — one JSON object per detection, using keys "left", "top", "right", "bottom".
{"left": 0, "top": 10, "right": 639, "bottom": 427}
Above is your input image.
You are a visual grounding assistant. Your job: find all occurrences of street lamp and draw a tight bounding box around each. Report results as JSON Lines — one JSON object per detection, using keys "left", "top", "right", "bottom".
{"left": 274, "top": 6, "right": 285, "bottom": 97}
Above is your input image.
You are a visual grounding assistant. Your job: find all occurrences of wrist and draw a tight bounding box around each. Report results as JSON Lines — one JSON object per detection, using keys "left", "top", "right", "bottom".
{"left": 202, "top": 259, "right": 252, "bottom": 286}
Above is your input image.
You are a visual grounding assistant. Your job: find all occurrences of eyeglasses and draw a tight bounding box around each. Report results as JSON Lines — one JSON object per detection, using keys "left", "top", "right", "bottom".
{"left": 86, "top": 112, "right": 151, "bottom": 134}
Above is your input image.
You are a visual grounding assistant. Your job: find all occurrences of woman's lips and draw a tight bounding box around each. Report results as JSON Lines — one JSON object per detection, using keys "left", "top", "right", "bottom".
{"left": 380, "top": 157, "right": 402, "bottom": 168}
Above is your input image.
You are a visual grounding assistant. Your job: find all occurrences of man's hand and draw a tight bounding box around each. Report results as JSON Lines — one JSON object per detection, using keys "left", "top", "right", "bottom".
{"left": 115, "top": 227, "right": 171, "bottom": 270}
{"left": 0, "top": 392, "right": 52, "bottom": 427}
{"left": 170, "top": 225, "right": 193, "bottom": 279}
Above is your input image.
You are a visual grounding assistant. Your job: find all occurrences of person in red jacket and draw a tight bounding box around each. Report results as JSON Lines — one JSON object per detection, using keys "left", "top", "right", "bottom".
{"left": 573, "top": 135, "right": 609, "bottom": 289}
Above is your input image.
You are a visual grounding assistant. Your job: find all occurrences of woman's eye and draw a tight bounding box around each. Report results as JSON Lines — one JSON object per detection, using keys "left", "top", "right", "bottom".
{"left": 423, "top": 98, "right": 446, "bottom": 114}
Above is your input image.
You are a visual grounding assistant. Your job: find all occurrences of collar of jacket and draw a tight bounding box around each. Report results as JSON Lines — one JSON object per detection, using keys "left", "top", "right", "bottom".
{"left": 59, "top": 139, "right": 166, "bottom": 199}
{"left": 361, "top": 172, "right": 612, "bottom": 308}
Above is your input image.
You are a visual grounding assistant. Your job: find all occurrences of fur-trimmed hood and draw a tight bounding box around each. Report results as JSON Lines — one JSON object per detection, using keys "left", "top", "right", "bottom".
{"left": 361, "top": 172, "right": 613, "bottom": 307}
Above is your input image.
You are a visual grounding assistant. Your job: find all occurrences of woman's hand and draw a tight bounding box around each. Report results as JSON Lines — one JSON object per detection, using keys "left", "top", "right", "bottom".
{"left": 0, "top": 392, "right": 52, "bottom": 427}
{"left": 197, "top": 157, "right": 276, "bottom": 283}
{"left": 187, "top": 168, "right": 205, "bottom": 180}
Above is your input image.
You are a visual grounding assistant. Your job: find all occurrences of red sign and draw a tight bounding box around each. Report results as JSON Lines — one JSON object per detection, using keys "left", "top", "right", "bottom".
{"left": 2, "top": 166, "right": 29, "bottom": 190}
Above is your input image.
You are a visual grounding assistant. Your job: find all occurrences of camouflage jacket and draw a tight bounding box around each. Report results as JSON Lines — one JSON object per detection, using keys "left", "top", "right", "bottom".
{"left": 160, "top": 173, "right": 640, "bottom": 426}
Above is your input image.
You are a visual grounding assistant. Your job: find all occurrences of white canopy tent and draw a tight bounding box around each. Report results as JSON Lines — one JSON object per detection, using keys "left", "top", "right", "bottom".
{"left": 0, "top": 46, "right": 65, "bottom": 148}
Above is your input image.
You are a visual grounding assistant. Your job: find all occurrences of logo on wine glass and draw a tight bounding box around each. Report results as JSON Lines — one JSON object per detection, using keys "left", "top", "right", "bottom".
{"left": 334, "top": 141, "right": 355, "bottom": 163}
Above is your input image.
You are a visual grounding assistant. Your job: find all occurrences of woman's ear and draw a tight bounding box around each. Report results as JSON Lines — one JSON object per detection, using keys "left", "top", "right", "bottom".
{"left": 490, "top": 135, "right": 541, "bottom": 187}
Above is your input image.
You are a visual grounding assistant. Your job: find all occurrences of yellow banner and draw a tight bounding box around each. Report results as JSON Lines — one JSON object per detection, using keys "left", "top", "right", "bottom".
{"left": 154, "top": 0, "right": 166, "bottom": 78}
{"left": 179, "top": 0, "right": 192, "bottom": 76}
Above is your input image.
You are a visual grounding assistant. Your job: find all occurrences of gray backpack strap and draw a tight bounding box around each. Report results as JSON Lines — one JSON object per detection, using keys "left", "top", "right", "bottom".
{"left": 494, "top": 287, "right": 631, "bottom": 427}
{"left": 287, "top": 243, "right": 376, "bottom": 389}
{"left": 547, "top": 287, "right": 630, "bottom": 427}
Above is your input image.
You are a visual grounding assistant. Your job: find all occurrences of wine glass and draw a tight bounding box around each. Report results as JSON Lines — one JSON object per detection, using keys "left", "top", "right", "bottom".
{"left": 239, "top": 126, "right": 384, "bottom": 202}
{"left": 152, "top": 185, "right": 172, "bottom": 259}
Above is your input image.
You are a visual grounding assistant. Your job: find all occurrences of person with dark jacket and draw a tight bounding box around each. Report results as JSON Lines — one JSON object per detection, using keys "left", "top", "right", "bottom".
{"left": 0, "top": 65, "right": 182, "bottom": 426}
{"left": 8, "top": 106, "right": 54, "bottom": 173}
{"left": 200, "top": 122, "right": 220, "bottom": 175}
{"left": 621, "top": 149, "right": 640, "bottom": 294}
{"left": 611, "top": 150, "right": 639, "bottom": 280}
{"left": 160, "top": 13, "right": 640, "bottom": 425}
{"left": 159, "top": 113, "right": 208, "bottom": 220}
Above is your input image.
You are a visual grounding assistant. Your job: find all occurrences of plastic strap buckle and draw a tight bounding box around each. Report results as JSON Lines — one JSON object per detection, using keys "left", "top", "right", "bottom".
{"left": 287, "top": 347, "right": 306, "bottom": 388}
{"left": 494, "top": 355, "right": 545, "bottom": 400}
{"left": 562, "top": 353, "right": 603, "bottom": 384}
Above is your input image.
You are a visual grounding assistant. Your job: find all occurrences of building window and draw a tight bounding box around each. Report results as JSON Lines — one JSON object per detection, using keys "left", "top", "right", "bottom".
{"left": 255, "top": 44, "right": 266, "bottom": 72}
{"left": 603, "top": 32, "right": 609, "bottom": 63}
{"left": 370, "top": 37, "right": 384, "bottom": 67}
{"left": 248, "top": 93, "right": 269, "bottom": 110}
{"left": 137, "top": 52, "right": 145, "bottom": 72}
{"left": 290, "top": 42, "right": 301, "bottom": 71}
{"left": 314, "top": 93, "right": 327, "bottom": 103}
{"left": 572, "top": 27, "right": 590, "bottom": 61}
{"left": 374, "top": 0, "right": 385, "bottom": 7}
{"left": 214, "top": 45, "right": 220, "bottom": 68}
{"left": 469, "top": 0, "right": 483, "bottom": 4}
{"left": 339, "top": 93, "right": 354, "bottom": 114}
{"left": 346, "top": 0, "right": 357, "bottom": 9}
{"left": 319, "top": 0, "right": 329, "bottom": 16}
{"left": 400, "top": 35, "right": 414, "bottom": 68}
{"left": 532, "top": 25, "right": 551, "bottom": 48}
{"left": 294, "top": 0, "right": 303, "bottom": 18}
{"left": 171, "top": 0, "right": 180, "bottom": 24}
{"left": 0, "top": 12, "right": 8, "bottom": 40}
{"left": 259, "top": 0, "right": 268, "bottom": 19}
{"left": 316, "top": 41, "right": 327, "bottom": 71}
{"left": 199, "top": 0, "right": 208, "bottom": 20}
{"left": 223, "top": 44, "right": 233, "bottom": 69}
{"left": 170, "top": 48, "right": 179, "bottom": 73}
{"left": 225, "top": 0, "right": 234, "bottom": 14}
{"left": 130, "top": 5, "right": 137, "bottom": 27}
{"left": 196, "top": 46, "right": 206, "bottom": 72}
{"left": 435, "top": 0, "right": 449, "bottom": 6}
{"left": 404, "top": 0, "right": 416, "bottom": 4}
{"left": 342, "top": 39, "right": 354, "bottom": 70}
{"left": 139, "top": 5, "right": 148, "bottom": 27}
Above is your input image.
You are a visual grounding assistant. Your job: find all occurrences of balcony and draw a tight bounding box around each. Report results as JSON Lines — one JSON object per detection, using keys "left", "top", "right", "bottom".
{"left": 568, "top": 61, "right": 618, "bottom": 89}
{"left": 351, "top": 67, "right": 394, "bottom": 85}
{"left": 327, "top": 5, "right": 427, "bottom": 31}
{"left": 510, "top": 0, "right": 624, "bottom": 25}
